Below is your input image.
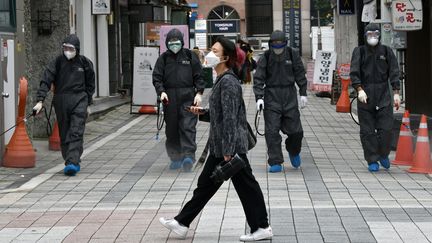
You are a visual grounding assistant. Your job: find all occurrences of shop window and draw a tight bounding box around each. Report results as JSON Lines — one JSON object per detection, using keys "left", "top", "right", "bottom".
{"left": 0, "top": 0, "right": 16, "bottom": 32}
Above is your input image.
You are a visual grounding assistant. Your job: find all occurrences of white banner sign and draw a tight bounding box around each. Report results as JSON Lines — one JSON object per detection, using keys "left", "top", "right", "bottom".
{"left": 392, "top": 0, "right": 423, "bottom": 31}
{"left": 312, "top": 51, "right": 337, "bottom": 92}
{"left": 195, "top": 20, "right": 207, "bottom": 31}
{"left": 132, "top": 47, "right": 159, "bottom": 105}
{"left": 92, "top": 0, "right": 111, "bottom": 15}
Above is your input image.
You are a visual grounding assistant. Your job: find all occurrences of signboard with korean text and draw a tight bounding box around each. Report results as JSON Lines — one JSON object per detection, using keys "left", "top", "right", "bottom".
{"left": 392, "top": 0, "right": 423, "bottom": 31}
{"left": 132, "top": 47, "right": 159, "bottom": 105}
{"left": 312, "top": 51, "right": 337, "bottom": 92}
{"left": 146, "top": 23, "right": 163, "bottom": 45}
{"left": 159, "top": 25, "right": 189, "bottom": 54}
{"left": 92, "top": 0, "right": 111, "bottom": 15}
{"left": 338, "top": 64, "right": 350, "bottom": 81}
{"left": 338, "top": 0, "right": 355, "bottom": 15}
{"left": 283, "top": 0, "right": 302, "bottom": 52}
{"left": 209, "top": 20, "right": 239, "bottom": 34}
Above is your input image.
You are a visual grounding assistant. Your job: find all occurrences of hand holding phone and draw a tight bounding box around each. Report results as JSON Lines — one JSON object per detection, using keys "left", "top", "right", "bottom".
{"left": 186, "top": 106, "right": 206, "bottom": 114}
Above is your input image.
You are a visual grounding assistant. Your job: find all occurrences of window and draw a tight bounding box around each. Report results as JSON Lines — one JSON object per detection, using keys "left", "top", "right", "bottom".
{"left": 208, "top": 5, "right": 239, "bottom": 20}
{"left": 0, "top": 0, "right": 16, "bottom": 32}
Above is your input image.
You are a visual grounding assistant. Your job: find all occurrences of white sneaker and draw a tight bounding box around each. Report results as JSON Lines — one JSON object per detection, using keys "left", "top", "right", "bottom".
{"left": 239, "top": 226, "right": 273, "bottom": 241}
{"left": 159, "top": 217, "right": 188, "bottom": 239}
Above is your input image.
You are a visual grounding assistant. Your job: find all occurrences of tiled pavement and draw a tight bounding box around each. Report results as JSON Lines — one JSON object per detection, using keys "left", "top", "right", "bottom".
{"left": 1, "top": 85, "right": 432, "bottom": 243}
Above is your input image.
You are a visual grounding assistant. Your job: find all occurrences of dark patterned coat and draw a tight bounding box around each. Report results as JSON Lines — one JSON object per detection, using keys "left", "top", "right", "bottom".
{"left": 203, "top": 70, "right": 249, "bottom": 157}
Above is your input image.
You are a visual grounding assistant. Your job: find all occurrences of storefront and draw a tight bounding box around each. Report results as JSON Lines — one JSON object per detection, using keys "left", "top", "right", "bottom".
{"left": 207, "top": 19, "right": 240, "bottom": 45}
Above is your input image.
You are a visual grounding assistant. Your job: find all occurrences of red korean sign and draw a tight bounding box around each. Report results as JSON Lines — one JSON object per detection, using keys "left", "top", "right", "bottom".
{"left": 338, "top": 64, "right": 351, "bottom": 81}
{"left": 392, "top": 0, "right": 423, "bottom": 31}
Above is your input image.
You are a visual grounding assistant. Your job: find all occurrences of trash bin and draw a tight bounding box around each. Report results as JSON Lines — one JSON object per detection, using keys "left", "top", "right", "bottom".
{"left": 202, "top": 67, "right": 213, "bottom": 88}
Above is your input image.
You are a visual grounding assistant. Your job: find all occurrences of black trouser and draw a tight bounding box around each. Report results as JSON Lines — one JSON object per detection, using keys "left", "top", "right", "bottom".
{"left": 164, "top": 89, "right": 197, "bottom": 162}
{"left": 358, "top": 104, "right": 393, "bottom": 163}
{"left": 54, "top": 92, "right": 88, "bottom": 166}
{"left": 174, "top": 154, "right": 269, "bottom": 233}
{"left": 264, "top": 108, "right": 303, "bottom": 166}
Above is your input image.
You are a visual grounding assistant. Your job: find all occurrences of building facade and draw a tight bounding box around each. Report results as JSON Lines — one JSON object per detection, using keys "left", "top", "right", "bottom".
{"left": 0, "top": 0, "right": 190, "bottom": 163}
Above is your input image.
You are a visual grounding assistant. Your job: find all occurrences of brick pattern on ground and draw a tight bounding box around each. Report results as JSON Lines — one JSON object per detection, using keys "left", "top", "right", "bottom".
{"left": 1, "top": 85, "right": 432, "bottom": 243}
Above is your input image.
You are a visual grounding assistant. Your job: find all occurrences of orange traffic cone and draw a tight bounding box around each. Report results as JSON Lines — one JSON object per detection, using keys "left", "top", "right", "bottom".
{"left": 138, "top": 105, "right": 157, "bottom": 114}
{"left": 407, "top": 115, "right": 432, "bottom": 174}
{"left": 49, "top": 121, "right": 61, "bottom": 151}
{"left": 336, "top": 78, "right": 350, "bottom": 113}
{"left": 392, "top": 110, "right": 414, "bottom": 166}
{"left": 2, "top": 77, "right": 36, "bottom": 168}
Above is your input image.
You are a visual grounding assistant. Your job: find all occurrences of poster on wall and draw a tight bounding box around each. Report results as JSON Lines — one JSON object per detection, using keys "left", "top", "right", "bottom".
{"left": 392, "top": 0, "right": 423, "bottom": 31}
{"left": 159, "top": 25, "right": 189, "bottom": 54}
{"left": 146, "top": 23, "right": 164, "bottom": 46}
{"left": 312, "top": 51, "right": 337, "bottom": 92}
{"left": 195, "top": 20, "right": 207, "bottom": 50}
{"left": 132, "top": 47, "right": 159, "bottom": 106}
{"left": 92, "top": 0, "right": 111, "bottom": 15}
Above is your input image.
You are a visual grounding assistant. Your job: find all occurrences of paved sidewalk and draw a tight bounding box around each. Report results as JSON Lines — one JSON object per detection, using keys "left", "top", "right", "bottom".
{"left": 1, "top": 85, "right": 432, "bottom": 243}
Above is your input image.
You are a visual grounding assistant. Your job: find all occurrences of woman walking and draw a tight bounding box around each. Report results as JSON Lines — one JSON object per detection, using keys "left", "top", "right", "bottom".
{"left": 159, "top": 37, "right": 273, "bottom": 242}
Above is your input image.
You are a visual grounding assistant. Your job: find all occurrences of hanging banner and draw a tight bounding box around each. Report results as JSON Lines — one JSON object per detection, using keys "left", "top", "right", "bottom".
{"left": 283, "top": 0, "right": 302, "bottom": 52}
{"left": 159, "top": 25, "right": 189, "bottom": 54}
{"left": 392, "top": 0, "right": 423, "bottom": 31}
{"left": 132, "top": 47, "right": 159, "bottom": 106}
{"left": 312, "top": 51, "right": 337, "bottom": 92}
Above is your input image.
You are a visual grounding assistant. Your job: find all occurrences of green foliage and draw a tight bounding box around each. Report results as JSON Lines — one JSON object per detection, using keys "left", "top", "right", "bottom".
{"left": 312, "top": 0, "right": 333, "bottom": 26}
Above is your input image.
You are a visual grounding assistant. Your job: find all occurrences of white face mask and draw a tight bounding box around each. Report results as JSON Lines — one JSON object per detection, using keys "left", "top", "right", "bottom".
{"left": 204, "top": 51, "right": 221, "bottom": 68}
{"left": 367, "top": 37, "right": 379, "bottom": 46}
{"left": 273, "top": 48, "right": 284, "bottom": 55}
{"left": 64, "top": 50, "right": 76, "bottom": 60}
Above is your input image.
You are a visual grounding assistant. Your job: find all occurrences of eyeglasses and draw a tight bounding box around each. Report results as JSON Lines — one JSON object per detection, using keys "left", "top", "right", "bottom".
{"left": 365, "top": 30, "right": 380, "bottom": 38}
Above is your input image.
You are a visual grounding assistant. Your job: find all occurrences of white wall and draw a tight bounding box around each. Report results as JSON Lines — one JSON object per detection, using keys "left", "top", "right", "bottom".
{"left": 272, "top": 0, "right": 283, "bottom": 30}
{"left": 301, "top": 0, "right": 311, "bottom": 58}
{"left": 97, "top": 15, "right": 109, "bottom": 97}
{"left": 76, "top": 0, "right": 109, "bottom": 97}
{"left": 3, "top": 40, "right": 15, "bottom": 144}
{"left": 311, "top": 26, "right": 335, "bottom": 59}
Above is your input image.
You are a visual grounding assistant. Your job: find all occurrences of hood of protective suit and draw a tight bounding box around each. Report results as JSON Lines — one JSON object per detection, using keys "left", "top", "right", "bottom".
{"left": 364, "top": 23, "right": 381, "bottom": 45}
{"left": 269, "top": 30, "right": 287, "bottom": 46}
{"left": 165, "top": 28, "right": 184, "bottom": 49}
{"left": 63, "top": 34, "right": 80, "bottom": 55}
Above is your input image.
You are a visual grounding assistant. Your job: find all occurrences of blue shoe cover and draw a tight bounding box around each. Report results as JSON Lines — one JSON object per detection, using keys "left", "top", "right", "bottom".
{"left": 379, "top": 157, "right": 390, "bottom": 169}
{"left": 368, "top": 162, "right": 380, "bottom": 172}
{"left": 169, "top": 160, "right": 182, "bottom": 170}
{"left": 268, "top": 164, "right": 283, "bottom": 173}
{"left": 289, "top": 154, "right": 301, "bottom": 168}
{"left": 182, "top": 157, "right": 194, "bottom": 172}
{"left": 64, "top": 164, "right": 80, "bottom": 176}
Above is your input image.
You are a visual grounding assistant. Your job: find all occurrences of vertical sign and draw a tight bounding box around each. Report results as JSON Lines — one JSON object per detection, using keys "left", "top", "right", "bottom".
{"left": 392, "top": 0, "right": 423, "bottom": 31}
{"left": 312, "top": 51, "right": 337, "bottom": 92}
{"left": 338, "top": 0, "right": 355, "bottom": 15}
{"left": 283, "top": 0, "right": 302, "bottom": 52}
{"left": 283, "top": 0, "right": 292, "bottom": 46}
{"left": 195, "top": 19, "right": 207, "bottom": 50}
{"left": 132, "top": 47, "right": 159, "bottom": 105}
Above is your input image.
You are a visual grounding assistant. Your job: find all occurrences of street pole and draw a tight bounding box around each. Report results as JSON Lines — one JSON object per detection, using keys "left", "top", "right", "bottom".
{"left": 317, "top": 9, "right": 322, "bottom": 50}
